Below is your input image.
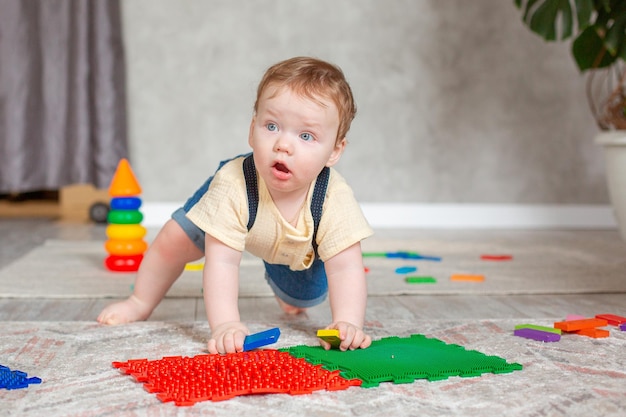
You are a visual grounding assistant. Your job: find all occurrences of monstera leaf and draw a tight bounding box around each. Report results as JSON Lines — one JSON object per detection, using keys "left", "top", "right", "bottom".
{"left": 515, "top": 0, "right": 626, "bottom": 71}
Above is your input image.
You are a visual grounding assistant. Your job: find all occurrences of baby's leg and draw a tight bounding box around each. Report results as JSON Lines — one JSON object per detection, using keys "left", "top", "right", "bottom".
{"left": 264, "top": 259, "right": 328, "bottom": 316}
{"left": 274, "top": 296, "right": 307, "bottom": 315}
{"left": 98, "top": 219, "right": 203, "bottom": 324}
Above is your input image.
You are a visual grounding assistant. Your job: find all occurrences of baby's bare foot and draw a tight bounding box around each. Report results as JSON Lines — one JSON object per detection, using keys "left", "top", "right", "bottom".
{"left": 275, "top": 296, "right": 307, "bottom": 315}
{"left": 97, "top": 295, "right": 152, "bottom": 325}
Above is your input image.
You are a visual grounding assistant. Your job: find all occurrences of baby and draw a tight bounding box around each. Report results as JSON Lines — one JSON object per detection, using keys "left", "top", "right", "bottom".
{"left": 98, "top": 57, "right": 373, "bottom": 354}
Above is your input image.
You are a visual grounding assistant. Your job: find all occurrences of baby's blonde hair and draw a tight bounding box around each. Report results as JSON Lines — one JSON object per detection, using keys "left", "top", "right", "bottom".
{"left": 254, "top": 57, "right": 357, "bottom": 143}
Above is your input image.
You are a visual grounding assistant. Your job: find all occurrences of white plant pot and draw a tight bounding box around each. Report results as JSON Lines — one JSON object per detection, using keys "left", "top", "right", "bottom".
{"left": 595, "top": 131, "right": 626, "bottom": 241}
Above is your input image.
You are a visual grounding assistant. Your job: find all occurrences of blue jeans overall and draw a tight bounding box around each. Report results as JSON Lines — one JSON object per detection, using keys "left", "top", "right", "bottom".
{"left": 172, "top": 155, "right": 328, "bottom": 308}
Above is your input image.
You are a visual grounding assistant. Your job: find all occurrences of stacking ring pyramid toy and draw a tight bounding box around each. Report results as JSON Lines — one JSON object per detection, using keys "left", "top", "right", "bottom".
{"left": 104, "top": 159, "right": 148, "bottom": 272}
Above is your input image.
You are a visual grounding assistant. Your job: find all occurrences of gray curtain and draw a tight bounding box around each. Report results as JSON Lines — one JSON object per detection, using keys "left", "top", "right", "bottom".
{"left": 0, "top": 0, "right": 128, "bottom": 194}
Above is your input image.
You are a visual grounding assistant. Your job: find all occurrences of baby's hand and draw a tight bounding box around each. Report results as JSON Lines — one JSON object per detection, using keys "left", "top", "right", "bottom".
{"left": 208, "top": 321, "right": 249, "bottom": 354}
{"left": 321, "top": 321, "right": 371, "bottom": 351}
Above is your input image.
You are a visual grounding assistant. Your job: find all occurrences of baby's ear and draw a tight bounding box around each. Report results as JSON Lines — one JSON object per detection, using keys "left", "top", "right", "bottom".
{"left": 247, "top": 116, "right": 256, "bottom": 147}
{"left": 326, "top": 138, "right": 346, "bottom": 167}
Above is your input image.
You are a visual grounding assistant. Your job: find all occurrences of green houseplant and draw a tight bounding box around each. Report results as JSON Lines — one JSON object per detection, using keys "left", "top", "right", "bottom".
{"left": 515, "top": 0, "right": 626, "bottom": 239}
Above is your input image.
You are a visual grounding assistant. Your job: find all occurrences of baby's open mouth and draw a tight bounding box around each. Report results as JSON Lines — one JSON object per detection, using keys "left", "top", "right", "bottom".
{"left": 274, "top": 162, "right": 290, "bottom": 173}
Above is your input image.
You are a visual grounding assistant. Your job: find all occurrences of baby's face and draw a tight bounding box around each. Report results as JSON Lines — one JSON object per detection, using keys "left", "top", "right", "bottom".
{"left": 248, "top": 85, "right": 345, "bottom": 198}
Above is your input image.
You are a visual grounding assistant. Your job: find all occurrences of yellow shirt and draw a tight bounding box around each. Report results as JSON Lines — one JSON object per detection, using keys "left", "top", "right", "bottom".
{"left": 185, "top": 156, "right": 373, "bottom": 271}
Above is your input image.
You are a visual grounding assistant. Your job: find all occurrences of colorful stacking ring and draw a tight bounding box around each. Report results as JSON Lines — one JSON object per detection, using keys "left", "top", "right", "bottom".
{"left": 105, "top": 254, "right": 144, "bottom": 272}
{"left": 111, "top": 197, "right": 142, "bottom": 211}
{"left": 107, "top": 209, "right": 144, "bottom": 225}
{"left": 106, "top": 224, "right": 147, "bottom": 240}
{"left": 105, "top": 239, "right": 148, "bottom": 256}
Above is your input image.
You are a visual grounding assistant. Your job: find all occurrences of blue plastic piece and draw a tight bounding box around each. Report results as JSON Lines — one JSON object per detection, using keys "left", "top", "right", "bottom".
{"left": 243, "top": 328, "right": 281, "bottom": 351}
{"left": 385, "top": 251, "right": 410, "bottom": 259}
{"left": 411, "top": 255, "right": 442, "bottom": 262}
{"left": 386, "top": 252, "right": 442, "bottom": 262}
{"left": 110, "top": 196, "right": 142, "bottom": 210}
{"left": 395, "top": 266, "right": 418, "bottom": 274}
{"left": 0, "top": 365, "right": 42, "bottom": 390}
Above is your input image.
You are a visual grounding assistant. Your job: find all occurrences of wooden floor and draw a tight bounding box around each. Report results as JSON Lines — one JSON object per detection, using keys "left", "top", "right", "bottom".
{"left": 1, "top": 218, "right": 624, "bottom": 323}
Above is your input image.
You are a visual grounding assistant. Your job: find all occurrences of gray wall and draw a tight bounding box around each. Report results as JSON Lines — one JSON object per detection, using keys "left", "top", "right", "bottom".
{"left": 122, "top": 0, "right": 608, "bottom": 205}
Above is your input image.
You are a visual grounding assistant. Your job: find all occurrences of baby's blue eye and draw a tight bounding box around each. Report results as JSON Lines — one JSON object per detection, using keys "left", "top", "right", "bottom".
{"left": 267, "top": 123, "right": 278, "bottom": 132}
{"left": 300, "top": 132, "right": 313, "bottom": 141}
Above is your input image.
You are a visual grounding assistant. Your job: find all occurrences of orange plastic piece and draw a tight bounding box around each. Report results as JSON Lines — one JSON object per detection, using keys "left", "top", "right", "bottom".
{"left": 595, "top": 314, "right": 626, "bottom": 326}
{"left": 105, "top": 239, "right": 148, "bottom": 256}
{"left": 450, "top": 274, "right": 485, "bottom": 282}
{"left": 575, "top": 328, "right": 610, "bottom": 338}
{"left": 108, "top": 158, "right": 142, "bottom": 197}
{"left": 554, "top": 318, "right": 608, "bottom": 332}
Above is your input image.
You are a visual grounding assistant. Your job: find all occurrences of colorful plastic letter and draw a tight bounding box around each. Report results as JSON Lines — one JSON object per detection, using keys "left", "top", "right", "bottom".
{"left": 405, "top": 276, "right": 437, "bottom": 284}
{"left": 385, "top": 251, "right": 442, "bottom": 261}
{"left": 480, "top": 254, "right": 513, "bottom": 261}
{"left": 514, "top": 328, "right": 561, "bottom": 342}
{"left": 184, "top": 263, "right": 204, "bottom": 271}
{"left": 243, "top": 328, "right": 281, "bottom": 351}
{"left": 317, "top": 329, "right": 341, "bottom": 348}
{"left": 575, "top": 328, "right": 610, "bottom": 338}
{"left": 514, "top": 324, "right": 561, "bottom": 335}
{"left": 395, "top": 266, "right": 417, "bottom": 274}
{"left": 554, "top": 318, "right": 608, "bottom": 332}
{"left": 450, "top": 274, "right": 485, "bottom": 282}
{"left": 565, "top": 314, "right": 587, "bottom": 321}
{"left": 595, "top": 314, "right": 626, "bottom": 326}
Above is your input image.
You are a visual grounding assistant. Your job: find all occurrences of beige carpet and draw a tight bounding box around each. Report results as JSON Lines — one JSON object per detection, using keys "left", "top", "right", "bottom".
{"left": 2, "top": 319, "right": 625, "bottom": 416}
{"left": 0, "top": 231, "right": 625, "bottom": 298}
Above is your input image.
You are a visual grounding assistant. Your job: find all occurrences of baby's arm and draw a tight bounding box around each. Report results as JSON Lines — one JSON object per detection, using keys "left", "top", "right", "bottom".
{"left": 203, "top": 234, "right": 249, "bottom": 354}
{"left": 322, "top": 242, "right": 371, "bottom": 351}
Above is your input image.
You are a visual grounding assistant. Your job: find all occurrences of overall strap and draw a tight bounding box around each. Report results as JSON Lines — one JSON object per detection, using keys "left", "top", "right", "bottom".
{"left": 242, "top": 154, "right": 330, "bottom": 257}
{"left": 243, "top": 154, "right": 258, "bottom": 231}
{"left": 310, "top": 166, "right": 330, "bottom": 255}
